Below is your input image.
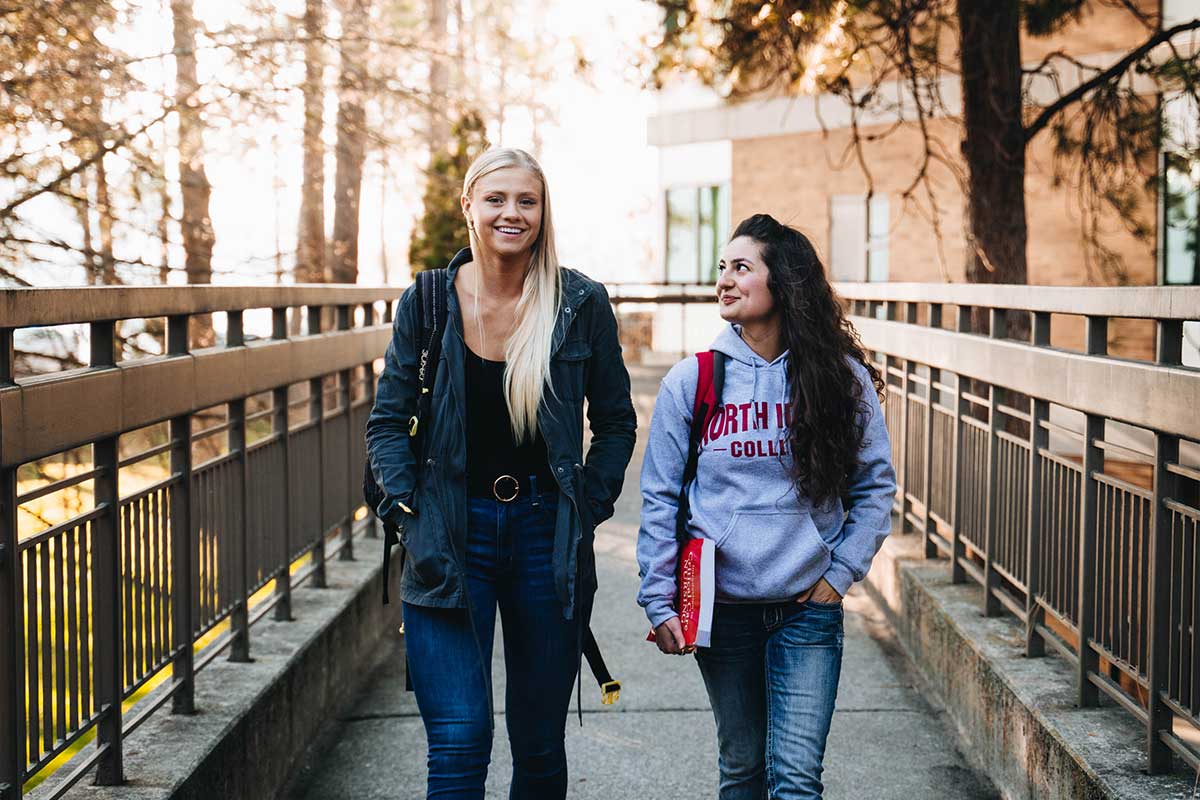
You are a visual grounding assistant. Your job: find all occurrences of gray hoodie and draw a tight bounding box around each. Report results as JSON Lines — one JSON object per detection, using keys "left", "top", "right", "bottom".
{"left": 636, "top": 324, "right": 897, "bottom": 629}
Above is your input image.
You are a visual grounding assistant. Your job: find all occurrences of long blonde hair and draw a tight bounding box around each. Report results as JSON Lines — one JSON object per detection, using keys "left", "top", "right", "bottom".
{"left": 462, "top": 147, "right": 561, "bottom": 443}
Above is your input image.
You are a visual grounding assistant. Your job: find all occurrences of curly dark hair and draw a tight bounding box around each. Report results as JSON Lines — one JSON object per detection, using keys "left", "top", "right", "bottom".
{"left": 730, "top": 213, "right": 885, "bottom": 507}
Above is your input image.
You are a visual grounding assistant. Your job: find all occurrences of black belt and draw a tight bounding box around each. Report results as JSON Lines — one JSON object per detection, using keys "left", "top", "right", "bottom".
{"left": 466, "top": 472, "right": 555, "bottom": 501}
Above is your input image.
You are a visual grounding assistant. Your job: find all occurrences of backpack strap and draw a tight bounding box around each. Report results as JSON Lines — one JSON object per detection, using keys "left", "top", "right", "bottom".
{"left": 675, "top": 350, "right": 725, "bottom": 543}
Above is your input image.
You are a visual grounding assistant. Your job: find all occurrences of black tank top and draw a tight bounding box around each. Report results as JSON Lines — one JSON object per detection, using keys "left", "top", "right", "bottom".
{"left": 464, "top": 347, "right": 556, "bottom": 498}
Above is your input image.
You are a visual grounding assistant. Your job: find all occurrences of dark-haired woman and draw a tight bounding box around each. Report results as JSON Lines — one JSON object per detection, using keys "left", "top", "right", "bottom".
{"left": 636, "top": 214, "right": 896, "bottom": 799}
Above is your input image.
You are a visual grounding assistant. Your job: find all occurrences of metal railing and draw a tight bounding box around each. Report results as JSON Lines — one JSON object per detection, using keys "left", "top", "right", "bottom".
{"left": 610, "top": 280, "right": 1200, "bottom": 775}
{"left": 0, "top": 285, "right": 402, "bottom": 799}
{"left": 839, "top": 283, "right": 1200, "bottom": 776}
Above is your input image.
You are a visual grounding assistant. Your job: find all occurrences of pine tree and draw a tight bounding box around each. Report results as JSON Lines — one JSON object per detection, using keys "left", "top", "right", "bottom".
{"left": 408, "top": 110, "right": 488, "bottom": 276}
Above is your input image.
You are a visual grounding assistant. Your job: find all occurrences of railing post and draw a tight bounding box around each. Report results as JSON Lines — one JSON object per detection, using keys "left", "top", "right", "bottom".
{"left": 337, "top": 305, "right": 354, "bottom": 561}
{"left": 0, "top": 324, "right": 19, "bottom": 800}
{"left": 308, "top": 305, "right": 327, "bottom": 588}
{"left": 272, "top": 309, "right": 293, "bottom": 621}
{"left": 899, "top": 303, "right": 916, "bottom": 533}
{"left": 949, "top": 306, "right": 972, "bottom": 584}
{"left": 227, "top": 311, "right": 251, "bottom": 663}
{"left": 1077, "top": 317, "right": 1106, "bottom": 707}
{"left": 1146, "top": 432, "right": 1178, "bottom": 772}
{"left": 362, "top": 304, "right": 380, "bottom": 540}
{"left": 1, "top": 459, "right": 21, "bottom": 800}
{"left": 981, "top": 309, "right": 1006, "bottom": 616}
{"left": 921, "top": 304, "right": 939, "bottom": 557}
{"left": 90, "top": 320, "right": 124, "bottom": 785}
{"left": 1025, "top": 312, "right": 1051, "bottom": 657}
{"left": 0, "top": 327, "right": 12, "bottom": 388}
{"left": 167, "top": 314, "right": 195, "bottom": 714}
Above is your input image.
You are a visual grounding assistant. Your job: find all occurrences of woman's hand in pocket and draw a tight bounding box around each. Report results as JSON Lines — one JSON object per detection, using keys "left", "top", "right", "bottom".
{"left": 653, "top": 617, "right": 690, "bottom": 655}
{"left": 799, "top": 577, "right": 842, "bottom": 605}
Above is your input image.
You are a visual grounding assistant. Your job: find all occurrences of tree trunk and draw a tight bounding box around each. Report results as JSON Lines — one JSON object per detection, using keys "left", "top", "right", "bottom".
{"left": 74, "top": 171, "right": 97, "bottom": 284}
{"left": 298, "top": 0, "right": 327, "bottom": 284}
{"left": 159, "top": 181, "right": 171, "bottom": 284}
{"left": 172, "top": 0, "right": 215, "bottom": 286}
{"left": 95, "top": 153, "right": 116, "bottom": 284}
{"left": 378, "top": 152, "right": 390, "bottom": 283}
{"left": 428, "top": 0, "right": 450, "bottom": 149}
{"left": 172, "top": 0, "right": 215, "bottom": 345}
{"left": 330, "top": 0, "right": 370, "bottom": 284}
{"left": 957, "top": 0, "right": 1027, "bottom": 287}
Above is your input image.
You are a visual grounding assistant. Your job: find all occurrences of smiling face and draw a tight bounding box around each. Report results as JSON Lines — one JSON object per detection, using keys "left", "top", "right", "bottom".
{"left": 716, "top": 235, "right": 778, "bottom": 326}
{"left": 461, "top": 166, "right": 543, "bottom": 260}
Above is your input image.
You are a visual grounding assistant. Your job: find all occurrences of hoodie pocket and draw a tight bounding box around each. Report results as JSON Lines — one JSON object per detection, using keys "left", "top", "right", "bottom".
{"left": 713, "top": 510, "right": 833, "bottom": 600}
{"left": 714, "top": 510, "right": 829, "bottom": 552}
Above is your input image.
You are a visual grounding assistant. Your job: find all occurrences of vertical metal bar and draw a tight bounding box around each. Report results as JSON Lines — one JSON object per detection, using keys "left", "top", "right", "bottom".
{"left": 0, "top": 461, "right": 21, "bottom": 800}
{"left": 134, "top": 498, "right": 146, "bottom": 683}
{"left": 0, "top": 328, "right": 12, "bottom": 385}
{"left": 1077, "top": 411, "right": 1103, "bottom": 707}
{"left": 1026, "top": 311, "right": 1051, "bottom": 654}
{"left": 91, "top": 321, "right": 116, "bottom": 367}
{"left": 272, "top": 308, "right": 293, "bottom": 621}
{"left": 227, "top": 310, "right": 250, "bottom": 662}
{"left": 950, "top": 369, "right": 967, "bottom": 585}
{"left": 362, "top": 303, "right": 380, "bottom": 540}
{"left": 1155, "top": 319, "right": 1182, "bottom": 367}
{"left": 121, "top": 504, "right": 133, "bottom": 689}
{"left": 167, "top": 314, "right": 195, "bottom": 715}
{"left": 54, "top": 534, "right": 66, "bottom": 742}
{"left": 981, "top": 310, "right": 1007, "bottom": 616}
{"left": 66, "top": 527, "right": 79, "bottom": 732}
{"left": 1086, "top": 316, "right": 1108, "bottom": 357}
{"left": 308, "top": 306, "right": 327, "bottom": 589}
{"left": 93, "top": 434, "right": 123, "bottom": 784}
{"left": 338, "top": 305, "right": 354, "bottom": 561}
{"left": 24, "top": 550, "right": 37, "bottom": 767}
{"left": 922, "top": 303, "right": 941, "bottom": 558}
{"left": 1026, "top": 401, "right": 1049, "bottom": 650}
{"left": 899, "top": 355, "right": 912, "bottom": 533}
{"left": 228, "top": 399, "right": 250, "bottom": 662}
{"left": 1147, "top": 436, "right": 1180, "bottom": 772}
{"left": 39, "top": 536, "right": 52, "bottom": 756}
{"left": 79, "top": 522, "right": 92, "bottom": 720}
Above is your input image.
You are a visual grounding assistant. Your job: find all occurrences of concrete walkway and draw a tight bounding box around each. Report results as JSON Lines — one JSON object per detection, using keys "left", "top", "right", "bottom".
{"left": 284, "top": 366, "right": 998, "bottom": 799}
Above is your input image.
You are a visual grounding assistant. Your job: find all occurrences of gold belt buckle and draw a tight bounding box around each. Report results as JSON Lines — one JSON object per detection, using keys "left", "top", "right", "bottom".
{"left": 492, "top": 474, "right": 519, "bottom": 503}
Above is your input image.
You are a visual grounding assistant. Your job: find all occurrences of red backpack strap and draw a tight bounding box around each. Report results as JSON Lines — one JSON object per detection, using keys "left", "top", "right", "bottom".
{"left": 693, "top": 350, "right": 715, "bottom": 422}
{"left": 677, "top": 351, "right": 719, "bottom": 543}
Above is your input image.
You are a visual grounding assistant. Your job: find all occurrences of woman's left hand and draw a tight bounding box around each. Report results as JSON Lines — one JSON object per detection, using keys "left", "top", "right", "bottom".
{"left": 799, "top": 577, "right": 842, "bottom": 605}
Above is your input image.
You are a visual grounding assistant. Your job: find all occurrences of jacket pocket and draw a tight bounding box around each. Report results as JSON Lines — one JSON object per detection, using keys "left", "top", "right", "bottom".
{"left": 552, "top": 340, "right": 591, "bottom": 399}
{"left": 404, "top": 489, "right": 453, "bottom": 588}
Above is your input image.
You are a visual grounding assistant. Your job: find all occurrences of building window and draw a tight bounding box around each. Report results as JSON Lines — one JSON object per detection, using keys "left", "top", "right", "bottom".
{"left": 666, "top": 184, "right": 729, "bottom": 283}
{"left": 1163, "top": 93, "right": 1199, "bottom": 286}
{"left": 829, "top": 194, "right": 888, "bottom": 282}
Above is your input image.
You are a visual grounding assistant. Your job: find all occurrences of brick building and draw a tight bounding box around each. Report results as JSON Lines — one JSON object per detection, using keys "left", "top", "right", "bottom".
{"left": 643, "top": 1, "right": 1198, "bottom": 361}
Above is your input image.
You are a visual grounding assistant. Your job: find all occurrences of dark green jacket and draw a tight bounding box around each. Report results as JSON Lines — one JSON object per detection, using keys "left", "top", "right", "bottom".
{"left": 365, "top": 249, "right": 637, "bottom": 620}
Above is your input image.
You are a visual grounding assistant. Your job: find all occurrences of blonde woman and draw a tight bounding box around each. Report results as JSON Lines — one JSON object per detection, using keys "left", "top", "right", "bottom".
{"left": 366, "top": 148, "right": 637, "bottom": 799}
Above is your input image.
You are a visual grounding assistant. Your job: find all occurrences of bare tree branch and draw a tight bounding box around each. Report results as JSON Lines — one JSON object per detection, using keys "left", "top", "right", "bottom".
{"left": 1024, "top": 18, "right": 1200, "bottom": 143}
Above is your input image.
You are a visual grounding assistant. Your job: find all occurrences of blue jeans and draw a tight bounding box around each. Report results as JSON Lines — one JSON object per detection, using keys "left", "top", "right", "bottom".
{"left": 402, "top": 490, "right": 580, "bottom": 800}
{"left": 695, "top": 600, "right": 845, "bottom": 800}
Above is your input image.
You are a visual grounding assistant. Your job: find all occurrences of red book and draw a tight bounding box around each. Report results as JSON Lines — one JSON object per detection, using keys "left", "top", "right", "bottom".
{"left": 647, "top": 537, "right": 715, "bottom": 649}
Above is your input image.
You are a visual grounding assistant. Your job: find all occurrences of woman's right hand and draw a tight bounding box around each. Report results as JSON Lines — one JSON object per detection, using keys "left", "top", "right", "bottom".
{"left": 653, "top": 616, "right": 691, "bottom": 655}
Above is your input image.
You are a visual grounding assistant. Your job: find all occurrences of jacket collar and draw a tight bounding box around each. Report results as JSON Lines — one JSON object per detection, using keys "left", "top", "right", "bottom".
{"left": 441, "top": 248, "right": 597, "bottom": 353}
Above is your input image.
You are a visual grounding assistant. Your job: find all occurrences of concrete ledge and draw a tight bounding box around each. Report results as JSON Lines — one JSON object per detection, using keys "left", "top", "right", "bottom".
{"left": 41, "top": 537, "right": 401, "bottom": 800}
{"left": 863, "top": 531, "right": 1196, "bottom": 800}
